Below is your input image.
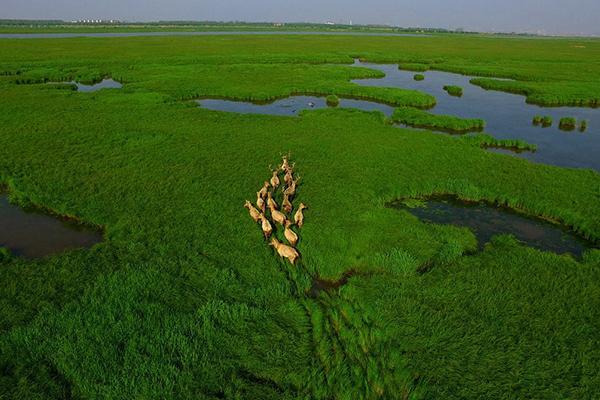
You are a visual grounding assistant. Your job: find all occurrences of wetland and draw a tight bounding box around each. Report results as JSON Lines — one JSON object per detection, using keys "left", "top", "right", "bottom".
{"left": 1, "top": 32, "right": 600, "bottom": 400}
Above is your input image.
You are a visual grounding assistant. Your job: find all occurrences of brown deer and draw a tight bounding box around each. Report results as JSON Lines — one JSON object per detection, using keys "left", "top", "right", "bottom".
{"left": 244, "top": 200, "right": 261, "bottom": 223}
{"left": 280, "top": 152, "right": 291, "bottom": 173}
{"left": 284, "top": 220, "right": 298, "bottom": 247}
{"left": 282, "top": 193, "right": 293, "bottom": 214}
{"left": 294, "top": 203, "right": 307, "bottom": 229}
{"left": 269, "top": 238, "right": 300, "bottom": 266}
{"left": 256, "top": 191, "right": 266, "bottom": 213}
{"left": 258, "top": 182, "right": 270, "bottom": 199}
{"left": 283, "top": 174, "right": 301, "bottom": 198}
{"left": 283, "top": 168, "right": 294, "bottom": 188}
{"left": 258, "top": 214, "right": 273, "bottom": 239}
{"left": 268, "top": 203, "right": 287, "bottom": 226}
{"left": 268, "top": 165, "right": 280, "bottom": 192}
{"left": 267, "top": 192, "right": 278, "bottom": 210}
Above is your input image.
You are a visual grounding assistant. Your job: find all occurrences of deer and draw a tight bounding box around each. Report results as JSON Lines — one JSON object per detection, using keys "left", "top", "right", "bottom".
{"left": 244, "top": 200, "right": 261, "bottom": 223}
{"left": 268, "top": 203, "right": 287, "bottom": 226}
{"left": 256, "top": 191, "right": 266, "bottom": 213}
{"left": 280, "top": 152, "right": 291, "bottom": 173}
{"left": 284, "top": 220, "right": 298, "bottom": 247}
{"left": 266, "top": 192, "right": 278, "bottom": 210}
{"left": 283, "top": 174, "right": 301, "bottom": 198}
{"left": 258, "top": 214, "right": 273, "bottom": 240}
{"left": 294, "top": 203, "right": 307, "bottom": 229}
{"left": 269, "top": 238, "right": 300, "bottom": 266}
{"left": 258, "top": 182, "right": 270, "bottom": 199}
{"left": 283, "top": 162, "right": 296, "bottom": 186}
{"left": 269, "top": 165, "right": 280, "bottom": 192}
{"left": 282, "top": 193, "right": 293, "bottom": 214}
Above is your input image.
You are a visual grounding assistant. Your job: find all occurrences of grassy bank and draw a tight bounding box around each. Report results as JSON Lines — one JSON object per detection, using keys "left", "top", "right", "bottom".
{"left": 1, "top": 34, "right": 600, "bottom": 399}
{"left": 392, "top": 106, "right": 485, "bottom": 131}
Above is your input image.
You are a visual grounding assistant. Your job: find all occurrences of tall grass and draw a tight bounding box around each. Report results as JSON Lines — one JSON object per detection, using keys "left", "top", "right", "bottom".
{"left": 1, "top": 34, "right": 600, "bottom": 399}
{"left": 392, "top": 106, "right": 485, "bottom": 131}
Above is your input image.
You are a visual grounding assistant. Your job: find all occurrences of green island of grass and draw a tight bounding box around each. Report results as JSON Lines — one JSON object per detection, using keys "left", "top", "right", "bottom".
{"left": 1, "top": 31, "right": 600, "bottom": 400}
{"left": 443, "top": 85, "right": 464, "bottom": 96}
{"left": 392, "top": 106, "right": 485, "bottom": 131}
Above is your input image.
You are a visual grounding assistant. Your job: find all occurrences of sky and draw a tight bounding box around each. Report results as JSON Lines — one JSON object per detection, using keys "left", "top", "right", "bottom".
{"left": 3, "top": 0, "right": 600, "bottom": 36}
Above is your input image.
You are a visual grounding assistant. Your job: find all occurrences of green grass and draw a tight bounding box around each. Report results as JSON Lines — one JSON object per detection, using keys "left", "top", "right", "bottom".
{"left": 443, "top": 85, "right": 464, "bottom": 96}
{"left": 413, "top": 74, "right": 425, "bottom": 81}
{"left": 392, "top": 106, "right": 485, "bottom": 131}
{"left": 559, "top": 116, "right": 577, "bottom": 126}
{"left": 325, "top": 94, "right": 339, "bottom": 103}
{"left": 1, "top": 33, "right": 600, "bottom": 399}
{"left": 461, "top": 133, "right": 537, "bottom": 151}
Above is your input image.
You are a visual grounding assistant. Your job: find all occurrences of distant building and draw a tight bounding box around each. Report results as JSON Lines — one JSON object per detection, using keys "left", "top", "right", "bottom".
{"left": 72, "top": 19, "right": 120, "bottom": 24}
{"left": 325, "top": 21, "right": 335, "bottom": 25}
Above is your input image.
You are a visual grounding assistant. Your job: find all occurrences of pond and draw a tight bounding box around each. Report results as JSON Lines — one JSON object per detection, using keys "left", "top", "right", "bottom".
{"left": 48, "top": 79, "right": 122, "bottom": 92}
{"left": 0, "top": 194, "right": 103, "bottom": 258}
{"left": 194, "top": 60, "right": 600, "bottom": 172}
{"left": 393, "top": 195, "right": 597, "bottom": 257}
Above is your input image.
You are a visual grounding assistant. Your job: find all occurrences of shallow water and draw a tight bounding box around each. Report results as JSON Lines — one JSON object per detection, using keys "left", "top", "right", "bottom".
{"left": 195, "top": 95, "right": 396, "bottom": 116}
{"left": 48, "top": 79, "right": 122, "bottom": 92}
{"left": 394, "top": 195, "right": 596, "bottom": 257}
{"left": 351, "top": 62, "right": 600, "bottom": 171}
{"left": 196, "top": 60, "right": 600, "bottom": 172}
{"left": 0, "top": 194, "right": 103, "bottom": 258}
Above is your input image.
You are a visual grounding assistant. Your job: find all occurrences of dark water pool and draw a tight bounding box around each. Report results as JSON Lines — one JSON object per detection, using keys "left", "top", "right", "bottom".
{"left": 393, "top": 195, "right": 597, "bottom": 257}
{"left": 48, "top": 79, "right": 122, "bottom": 92}
{"left": 0, "top": 194, "right": 103, "bottom": 258}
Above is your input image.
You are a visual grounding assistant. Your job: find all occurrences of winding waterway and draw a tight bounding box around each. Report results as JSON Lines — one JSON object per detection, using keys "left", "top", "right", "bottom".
{"left": 195, "top": 60, "right": 600, "bottom": 172}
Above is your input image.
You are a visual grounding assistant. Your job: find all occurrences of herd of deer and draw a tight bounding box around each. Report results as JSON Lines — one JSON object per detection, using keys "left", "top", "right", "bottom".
{"left": 244, "top": 153, "right": 307, "bottom": 267}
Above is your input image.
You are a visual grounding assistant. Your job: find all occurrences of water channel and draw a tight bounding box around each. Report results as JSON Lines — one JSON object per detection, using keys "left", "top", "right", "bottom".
{"left": 0, "top": 194, "right": 103, "bottom": 258}
{"left": 48, "top": 79, "right": 122, "bottom": 92}
{"left": 194, "top": 60, "right": 600, "bottom": 172}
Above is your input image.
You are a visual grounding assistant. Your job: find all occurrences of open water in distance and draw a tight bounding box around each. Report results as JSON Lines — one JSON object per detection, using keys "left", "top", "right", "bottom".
{"left": 48, "top": 79, "right": 122, "bottom": 92}
{"left": 0, "top": 194, "right": 103, "bottom": 258}
{"left": 394, "top": 195, "right": 596, "bottom": 257}
{"left": 195, "top": 60, "right": 600, "bottom": 172}
{"left": 0, "top": 32, "right": 429, "bottom": 39}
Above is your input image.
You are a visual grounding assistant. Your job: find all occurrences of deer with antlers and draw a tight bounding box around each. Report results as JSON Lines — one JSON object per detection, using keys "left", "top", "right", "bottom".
{"left": 269, "top": 238, "right": 300, "bottom": 266}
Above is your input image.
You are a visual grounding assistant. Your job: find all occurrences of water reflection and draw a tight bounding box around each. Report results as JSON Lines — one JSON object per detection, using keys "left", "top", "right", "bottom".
{"left": 351, "top": 62, "right": 600, "bottom": 171}
{"left": 48, "top": 79, "right": 121, "bottom": 92}
{"left": 0, "top": 194, "right": 103, "bottom": 258}
{"left": 393, "top": 195, "right": 596, "bottom": 257}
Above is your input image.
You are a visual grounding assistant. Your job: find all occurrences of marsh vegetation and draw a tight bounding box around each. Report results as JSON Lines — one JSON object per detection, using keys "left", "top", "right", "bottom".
{"left": 1, "top": 32, "right": 600, "bottom": 399}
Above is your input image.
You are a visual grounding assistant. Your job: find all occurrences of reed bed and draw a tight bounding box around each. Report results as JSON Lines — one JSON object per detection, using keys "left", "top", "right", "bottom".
{"left": 1, "top": 33, "right": 600, "bottom": 399}
{"left": 392, "top": 106, "right": 485, "bottom": 131}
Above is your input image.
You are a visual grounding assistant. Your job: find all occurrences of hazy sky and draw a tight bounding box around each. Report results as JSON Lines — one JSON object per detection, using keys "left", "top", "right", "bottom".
{"left": 4, "top": 0, "right": 600, "bottom": 35}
